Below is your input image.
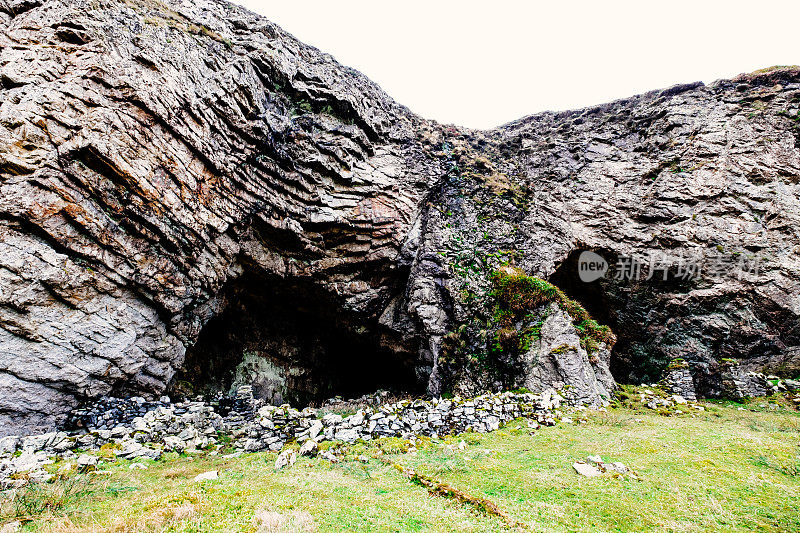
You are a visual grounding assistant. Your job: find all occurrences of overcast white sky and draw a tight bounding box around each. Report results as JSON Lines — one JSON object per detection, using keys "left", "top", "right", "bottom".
{"left": 234, "top": 0, "right": 800, "bottom": 129}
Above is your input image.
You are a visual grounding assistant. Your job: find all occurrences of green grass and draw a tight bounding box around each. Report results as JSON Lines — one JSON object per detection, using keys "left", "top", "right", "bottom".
{"left": 3, "top": 401, "right": 799, "bottom": 532}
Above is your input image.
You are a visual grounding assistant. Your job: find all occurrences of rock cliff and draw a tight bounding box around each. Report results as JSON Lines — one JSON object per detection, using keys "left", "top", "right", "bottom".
{"left": 1, "top": 0, "right": 798, "bottom": 434}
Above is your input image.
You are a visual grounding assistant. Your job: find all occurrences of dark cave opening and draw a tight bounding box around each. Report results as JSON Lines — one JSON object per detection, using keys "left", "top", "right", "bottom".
{"left": 548, "top": 250, "right": 618, "bottom": 331}
{"left": 173, "top": 269, "right": 422, "bottom": 407}
{"left": 549, "top": 249, "right": 697, "bottom": 385}
{"left": 549, "top": 249, "right": 647, "bottom": 384}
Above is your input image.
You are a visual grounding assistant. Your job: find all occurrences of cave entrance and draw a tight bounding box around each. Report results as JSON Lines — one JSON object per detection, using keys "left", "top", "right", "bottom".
{"left": 549, "top": 249, "right": 618, "bottom": 333}
{"left": 548, "top": 249, "right": 628, "bottom": 379}
{"left": 549, "top": 249, "right": 695, "bottom": 384}
{"left": 174, "top": 269, "right": 422, "bottom": 407}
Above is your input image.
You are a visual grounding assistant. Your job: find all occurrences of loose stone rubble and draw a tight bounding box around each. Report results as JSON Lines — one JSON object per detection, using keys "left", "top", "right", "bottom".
{"left": 0, "top": 387, "right": 569, "bottom": 490}
{"left": 636, "top": 388, "right": 706, "bottom": 414}
{"left": 3, "top": 375, "right": 796, "bottom": 490}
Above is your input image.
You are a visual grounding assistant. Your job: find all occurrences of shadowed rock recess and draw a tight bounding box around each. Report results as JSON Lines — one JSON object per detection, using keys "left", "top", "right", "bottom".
{"left": 1, "top": 0, "right": 799, "bottom": 434}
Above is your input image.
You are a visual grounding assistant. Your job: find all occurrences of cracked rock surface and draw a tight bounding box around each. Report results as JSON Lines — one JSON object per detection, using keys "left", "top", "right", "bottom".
{"left": 1, "top": 0, "right": 799, "bottom": 434}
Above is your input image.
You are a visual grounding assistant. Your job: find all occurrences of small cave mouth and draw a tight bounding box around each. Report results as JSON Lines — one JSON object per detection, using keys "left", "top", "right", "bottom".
{"left": 548, "top": 250, "right": 618, "bottom": 332}
{"left": 549, "top": 248, "right": 697, "bottom": 385}
{"left": 549, "top": 248, "right": 645, "bottom": 383}
{"left": 172, "top": 268, "right": 423, "bottom": 408}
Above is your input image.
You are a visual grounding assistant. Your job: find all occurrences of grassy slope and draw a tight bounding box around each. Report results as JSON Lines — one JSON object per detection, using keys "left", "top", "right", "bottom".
{"left": 3, "top": 397, "right": 799, "bottom": 532}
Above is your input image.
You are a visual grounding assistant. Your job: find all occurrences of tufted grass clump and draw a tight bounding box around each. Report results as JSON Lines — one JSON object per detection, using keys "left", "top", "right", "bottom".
{"left": 97, "top": 442, "right": 122, "bottom": 460}
{"left": 373, "top": 437, "right": 412, "bottom": 455}
{"left": 489, "top": 266, "right": 559, "bottom": 313}
{"left": 3, "top": 475, "right": 92, "bottom": 522}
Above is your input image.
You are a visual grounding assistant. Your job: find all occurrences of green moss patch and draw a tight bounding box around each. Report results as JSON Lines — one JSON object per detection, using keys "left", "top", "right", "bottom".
{"left": 490, "top": 265, "right": 615, "bottom": 353}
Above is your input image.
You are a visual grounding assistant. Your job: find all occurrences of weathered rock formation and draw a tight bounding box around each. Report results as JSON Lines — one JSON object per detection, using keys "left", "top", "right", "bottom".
{"left": 1, "top": 0, "right": 799, "bottom": 434}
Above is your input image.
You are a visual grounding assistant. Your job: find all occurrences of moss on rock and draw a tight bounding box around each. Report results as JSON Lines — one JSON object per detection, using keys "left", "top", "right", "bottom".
{"left": 489, "top": 265, "right": 615, "bottom": 353}
{"left": 439, "top": 264, "right": 615, "bottom": 395}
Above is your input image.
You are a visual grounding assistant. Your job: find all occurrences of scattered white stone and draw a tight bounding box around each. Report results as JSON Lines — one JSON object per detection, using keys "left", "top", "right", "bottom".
{"left": 193, "top": 470, "right": 218, "bottom": 482}
{"left": 671, "top": 395, "right": 687, "bottom": 404}
{"left": 457, "top": 440, "right": 467, "bottom": 451}
{"left": 275, "top": 450, "right": 296, "bottom": 470}
{"left": 77, "top": 454, "right": 98, "bottom": 470}
{"left": 319, "top": 451, "right": 339, "bottom": 463}
{"left": 163, "top": 436, "right": 186, "bottom": 453}
{"left": 608, "top": 462, "right": 628, "bottom": 474}
{"left": 129, "top": 463, "right": 148, "bottom": 470}
{"left": 573, "top": 461, "right": 602, "bottom": 477}
{"left": 298, "top": 440, "right": 318, "bottom": 457}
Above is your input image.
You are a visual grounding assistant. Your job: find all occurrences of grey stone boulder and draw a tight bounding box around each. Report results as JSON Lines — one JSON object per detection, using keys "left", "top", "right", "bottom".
{"left": 521, "top": 304, "right": 612, "bottom": 407}
{"left": 0, "top": 436, "right": 19, "bottom": 456}
{"left": 274, "top": 449, "right": 296, "bottom": 470}
{"left": 76, "top": 454, "right": 98, "bottom": 472}
{"left": 783, "top": 379, "right": 800, "bottom": 392}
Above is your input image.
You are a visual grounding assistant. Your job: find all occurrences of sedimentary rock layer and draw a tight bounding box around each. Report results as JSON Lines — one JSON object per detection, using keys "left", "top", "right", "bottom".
{"left": 1, "top": 0, "right": 798, "bottom": 433}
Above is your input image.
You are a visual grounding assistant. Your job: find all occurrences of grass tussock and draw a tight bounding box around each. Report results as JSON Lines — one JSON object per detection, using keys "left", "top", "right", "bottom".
{"left": 754, "top": 455, "right": 800, "bottom": 478}
{"left": 1, "top": 476, "right": 91, "bottom": 524}
{"left": 255, "top": 508, "right": 316, "bottom": 533}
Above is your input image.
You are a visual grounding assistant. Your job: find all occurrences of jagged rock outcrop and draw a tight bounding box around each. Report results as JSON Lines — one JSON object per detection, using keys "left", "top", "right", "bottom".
{"left": 1, "top": 0, "right": 799, "bottom": 434}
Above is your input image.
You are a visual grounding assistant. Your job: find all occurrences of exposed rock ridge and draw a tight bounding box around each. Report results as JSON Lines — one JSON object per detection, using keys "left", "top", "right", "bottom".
{"left": 0, "top": 0, "right": 798, "bottom": 434}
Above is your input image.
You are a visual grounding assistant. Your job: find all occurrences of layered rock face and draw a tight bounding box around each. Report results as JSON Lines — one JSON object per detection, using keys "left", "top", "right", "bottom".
{"left": 1, "top": 0, "right": 798, "bottom": 434}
